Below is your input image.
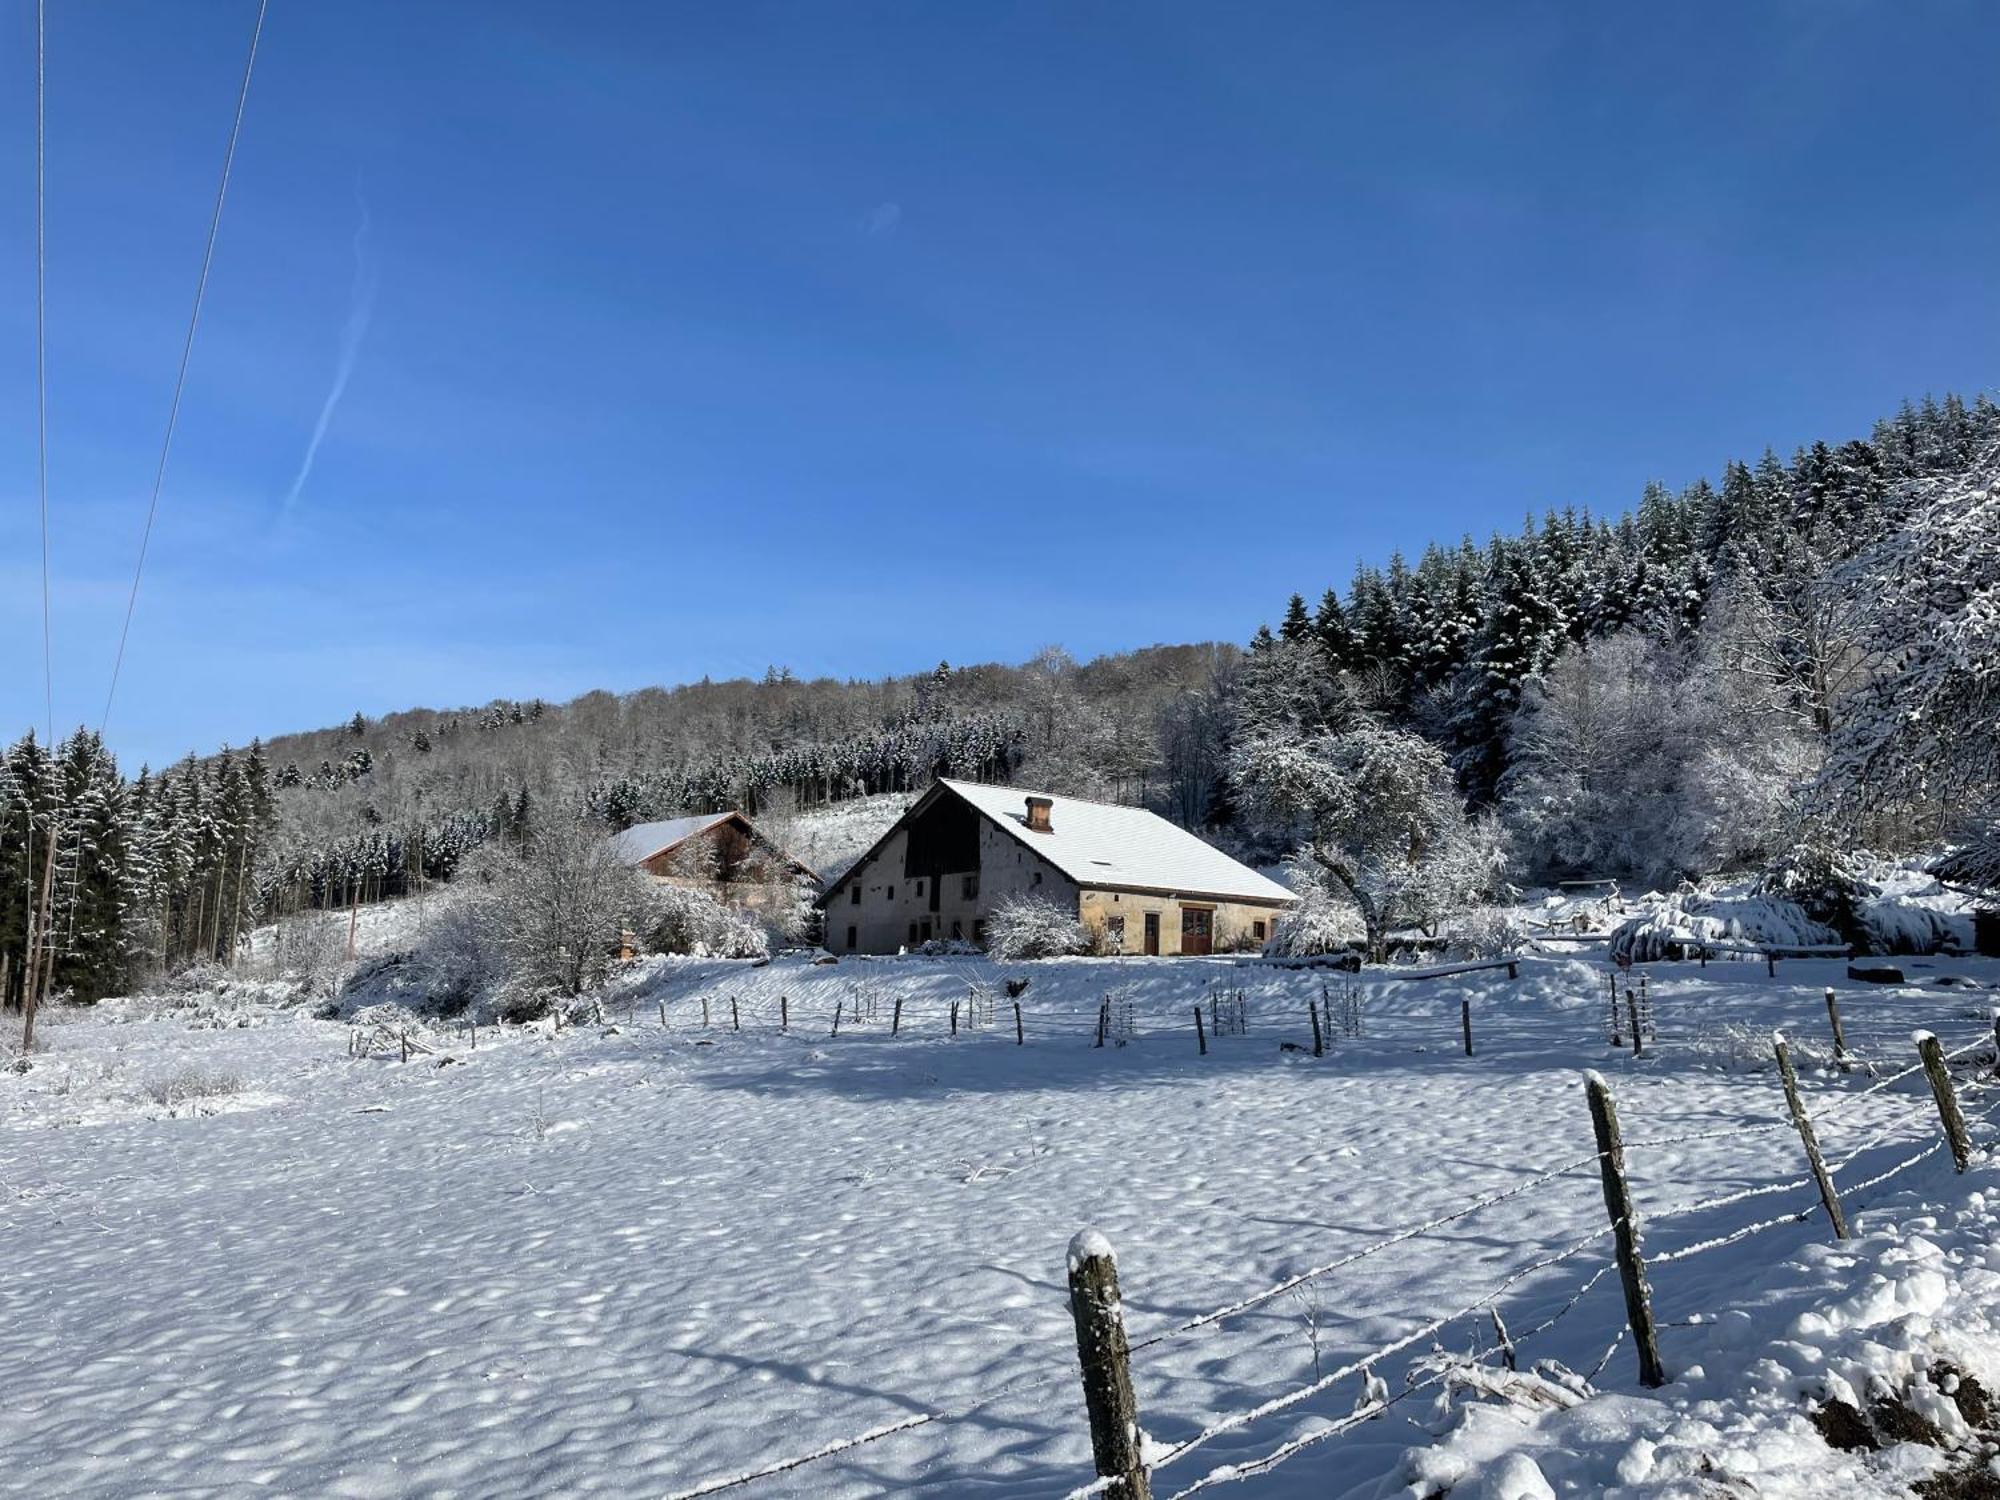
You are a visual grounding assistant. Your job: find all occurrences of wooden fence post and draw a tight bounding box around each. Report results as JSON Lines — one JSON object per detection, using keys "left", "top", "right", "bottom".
{"left": 1772, "top": 1032, "right": 1847, "bottom": 1240}
{"left": 657, "top": 1000, "right": 667, "bottom": 1029}
{"left": 1311, "top": 1001, "right": 1325, "bottom": 1058}
{"left": 1609, "top": 974, "right": 1623, "bottom": 1048}
{"left": 1015, "top": 1001, "right": 1024, "bottom": 1045}
{"left": 1583, "top": 1071, "right": 1667, "bottom": 1388}
{"left": 702, "top": 997, "right": 710, "bottom": 1029}
{"left": 780, "top": 995, "right": 789, "bottom": 1032}
{"left": 1194, "top": 1006, "right": 1207, "bottom": 1056}
{"left": 892, "top": 997, "right": 903, "bottom": 1036}
{"left": 831, "top": 1000, "right": 843, "bottom": 1038}
{"left": 1066, "top": 1230, "right": 1151, "bottom": 1500}
{"left": 1824, "top": 989, "right": 1851, "bottom": 1071}
{"left": 1460, "top": 999, "right": 1472, "bottom": 1057}
{"left": 1626, "top": 988, "right": 1644, "bottom": 1059}
{"left": 1506, "top": 958, "right": 1518, "bottom": 980}
{"left": 951, "top": 1000, "right": 960, "bottom": 1036}
{"left": 1698, "top": 943, "right": 1707, "bottom": 968}
{"left": 400, "top": 1029, "right": 409, "bottom": 1064}
{"left": 731, "top": 998, "right": 740, "bottom": 1031}
{"left": 1915, "top": 1031, "right": 1973, "bottom": 1172}
{"left": 1096, "top": 998, "right": 1108, "bottom": 1049}
{"left": 1766, "top": 951, "right": 1777, "bottom": 979}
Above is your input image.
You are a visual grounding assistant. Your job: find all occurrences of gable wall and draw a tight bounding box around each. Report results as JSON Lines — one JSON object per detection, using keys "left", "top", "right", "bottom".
{"left": 828, "top": 813, "right": 1076, "bottom": 954}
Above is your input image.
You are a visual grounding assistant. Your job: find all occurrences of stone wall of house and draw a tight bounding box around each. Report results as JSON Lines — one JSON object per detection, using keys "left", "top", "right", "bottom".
{"left": 1077, "top": 890, "right": 1285, "bottom": 956}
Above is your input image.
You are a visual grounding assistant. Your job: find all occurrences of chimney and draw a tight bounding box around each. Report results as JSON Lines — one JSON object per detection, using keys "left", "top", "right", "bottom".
{"left": 1024, "top": 796, "right": 1054, "bottom": 833}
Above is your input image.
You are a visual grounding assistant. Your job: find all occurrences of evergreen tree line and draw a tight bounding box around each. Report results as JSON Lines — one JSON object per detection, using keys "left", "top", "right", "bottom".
{"left": 1259, "top": 393, "right": 2000, "bottom": 805}
{"left": 0, "top": 734, "right": 274, "bottom": 1003}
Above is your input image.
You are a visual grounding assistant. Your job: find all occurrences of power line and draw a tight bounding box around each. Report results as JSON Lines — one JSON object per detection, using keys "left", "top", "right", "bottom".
{"left": 35, "top": 0, "right": 51, "bottom": 745}
{"left": 100, "top": 0, "right": 268, "bottom": 735}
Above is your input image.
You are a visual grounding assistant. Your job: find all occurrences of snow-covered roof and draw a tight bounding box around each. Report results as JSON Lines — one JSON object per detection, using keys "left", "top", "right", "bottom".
{"left": 938, "top": 778, "right": 1295, "bottom": 905}
{"left": 606, "top": 813, "right": 735, "bottom": 866}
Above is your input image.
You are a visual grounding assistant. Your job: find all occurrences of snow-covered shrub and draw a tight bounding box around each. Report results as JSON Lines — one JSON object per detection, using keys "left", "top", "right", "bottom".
{"left": 1608, "top": 892, "right": 1840, "bottom": 963}
{"left": 269, "top": 910, "right": 347, "bottom": 998}
{"left": 406, "top": 898, "right": 507, "bottom": 1012}
{"left": 766, "top": 872, "right": 823, "bottom": 948}
{"left": 1262, "top": 879, "right": 1360, "bottom": 957}
{"left": 641, "top": 884, "right": 770, "bottom": 960}
{"left": 1681, "top": 1022, "right": 1835, "bottom": 1075}
{"left": 1857, "top": 897, "right": 1968, "bottom": 956}
{"left": 986, "top": 894, "right": 1091, "bottom": 960}
{"left": 910, "top": 938, "right": 982, "bottom": 957}
{"left": 144, "top": 1067, "right": 244, "bottom": 1108}
{"left": 1758, "top": 843, "right": 1871, "bottom": 947}
{"left": 1447, "top": 907, "right": 1527, "bottom": 960}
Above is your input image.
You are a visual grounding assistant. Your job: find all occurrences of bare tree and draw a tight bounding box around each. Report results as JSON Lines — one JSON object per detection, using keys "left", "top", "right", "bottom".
{"left": 489, "top": 816, "right": 646, "bottom": 998}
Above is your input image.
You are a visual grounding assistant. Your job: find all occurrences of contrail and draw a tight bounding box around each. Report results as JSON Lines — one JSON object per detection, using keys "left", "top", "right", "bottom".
{"left": 283, "top": 187, "right": 377, "bottom": 513}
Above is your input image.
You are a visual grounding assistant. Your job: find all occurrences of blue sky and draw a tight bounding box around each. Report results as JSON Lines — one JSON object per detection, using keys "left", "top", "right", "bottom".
{"left": 2, "top": 1, "right": 1996, "bottom": 770}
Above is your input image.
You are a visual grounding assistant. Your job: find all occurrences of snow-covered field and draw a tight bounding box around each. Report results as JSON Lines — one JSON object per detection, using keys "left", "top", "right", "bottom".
{"left": 4, "top": 950, "right": 1999, "bottom": 1497}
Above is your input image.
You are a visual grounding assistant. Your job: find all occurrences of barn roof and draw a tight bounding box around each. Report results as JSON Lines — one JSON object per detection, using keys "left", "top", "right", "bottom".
{"left": 938, "top": 778, "right": 1295, "bottom": 905}
{"left": 606, "top": 813, "right": 737, "bottom": 866}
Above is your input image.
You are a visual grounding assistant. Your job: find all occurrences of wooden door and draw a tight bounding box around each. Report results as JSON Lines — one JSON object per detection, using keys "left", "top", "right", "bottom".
{"left": 1180, "top": 907, "right": 1213, "bottom": 957}
{"left": 1143, "top": 912, "right": 1160, "bottom": 956}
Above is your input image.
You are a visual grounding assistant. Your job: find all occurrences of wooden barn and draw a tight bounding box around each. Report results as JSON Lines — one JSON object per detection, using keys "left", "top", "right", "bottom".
{"left": 822, "top": 778, "right": 1295, "bottom": 956}
{"left": 607, "top": 812, "right": 820, "bottom": 915}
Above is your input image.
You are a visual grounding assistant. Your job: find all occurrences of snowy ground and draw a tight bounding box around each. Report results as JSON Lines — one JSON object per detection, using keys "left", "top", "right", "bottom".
{"left": 3, "top": 950, "right": 1998, "bottom": 1498}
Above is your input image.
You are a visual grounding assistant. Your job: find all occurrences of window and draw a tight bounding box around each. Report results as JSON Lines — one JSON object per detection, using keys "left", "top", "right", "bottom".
{"left": 951, "top": 919, "right": 963, "bottom": 939}
{"left": 846, "top": 925, "right": 857, "bottom": 950}
{"left": 1032, "top": 871, "right": 1042, "bottom": 886}
{"left": 886, "top": 884, "right": 895, "bottom": 901}
{"left": 962, "top": 874, "right": 978, "bottom": 899}
{"left": 850, "top": 885, "right": 861, "bottom": 906}
{"left": 909, "top": 921, "right": 920, "bottom": 945}
{"left": 916, "top": 879, "right": 925, "bottom": 898}
{"left": 919, "top": 920, "right": 932, "bottom": 943}
{"left": 1253, "top": 920, "right": 1267, "bottom": 941}
{"left": 1106, "top": 916, "right": 1126, "bottom": 952}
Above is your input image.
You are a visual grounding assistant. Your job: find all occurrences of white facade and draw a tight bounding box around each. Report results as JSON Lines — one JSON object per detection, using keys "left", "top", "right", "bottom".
{"left": 824, "top": 780, "right": 1293, "bottom": 956}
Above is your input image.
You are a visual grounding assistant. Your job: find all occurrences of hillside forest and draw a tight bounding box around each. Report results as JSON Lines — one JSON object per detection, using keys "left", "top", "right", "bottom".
{"left": 5, "top": 391, "right": 1999, "bottom": 1000}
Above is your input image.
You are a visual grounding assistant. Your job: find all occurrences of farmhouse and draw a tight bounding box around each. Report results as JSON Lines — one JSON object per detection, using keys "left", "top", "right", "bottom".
{"left": 823, "top": 778, "right": 1295, "bottom": 956}
{"left": 607, "top": 812, "right": 819, "bottom": 915}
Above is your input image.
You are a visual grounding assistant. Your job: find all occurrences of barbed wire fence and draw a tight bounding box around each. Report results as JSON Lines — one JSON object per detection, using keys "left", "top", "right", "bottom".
{"left": 612, "top": 974, "right": 2000, "bottom": 1500}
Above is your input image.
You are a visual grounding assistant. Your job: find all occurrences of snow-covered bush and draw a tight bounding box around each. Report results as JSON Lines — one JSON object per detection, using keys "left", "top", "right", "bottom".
{"left": 765, "top": 871, "right": 823, "bottom": 948}
{"left": 1608, "top": 893, "right": 1839, "bottom": 963}
{"left": 1262, "top": 878, "right": 1360, "bottom": 957}
{"left": 986, "top": 894, "right": 1091, "bottom": 960}
{"left": 143, "top": 1067, "right": 244, "bottom": 1108}
{"left": 1682, "top": 1022, "right": 1835, "bottom": 1075}
{"left": 406, "top": 897, "right": 507, "bottom": 1012}
{"left": 641, "top": 883, "right": 770, "bottom": 960}
{"left": 1856, "top": 897, "right": 1967, "bottom": 955}
{"left": 1447, "top": 906, "right": 1527, "bottom": 960}
{"left": 269, "top": 910, "right": 347, "bottom": 998}
{"left": 1757, "top": 842, "right": 1871, "bottom": 946}
{"left": 910, "top": 938, "right": 982, "bottom": 958}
